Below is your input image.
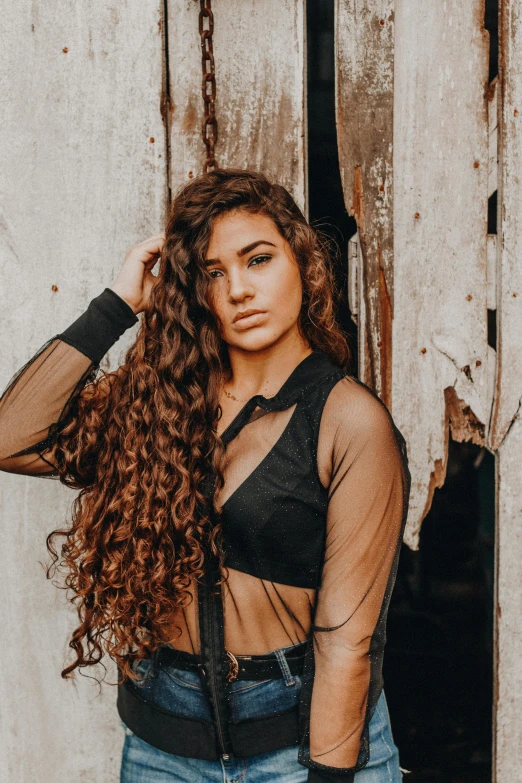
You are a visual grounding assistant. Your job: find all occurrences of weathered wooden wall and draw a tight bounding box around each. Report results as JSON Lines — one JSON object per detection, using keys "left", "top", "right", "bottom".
{"left": 0, "top": 1, "right": 306, "bottom": 781}
{"left": 337, "top": 0, "right": 490, "bottom": 551}
{"left": 0, "top": 3, "right": 167, "bottom": 782}
{"left": 492, "top": 2, "right": 522, "bottom": 778}
{"left": 393, "top": 2, "right": 490, "bottom": 552}
{"left": 3, "top": 0, "right": 522, "bottom": 779}
{"left": 338, "top": 1, "right": 522, "bottom": 780}
{"left": 167, "top": 0, "right": 307, "bottom": 209}
{"left": 336, "top": 0, "right": 394, "bottom": 404}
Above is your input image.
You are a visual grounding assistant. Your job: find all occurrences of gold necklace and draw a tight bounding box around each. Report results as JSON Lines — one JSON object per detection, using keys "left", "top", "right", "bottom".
{"left": 222, "top": 386, "right": 249, "bottom": 403}
{"left": 221, "top": 383, "right": 277, "bottom": 403}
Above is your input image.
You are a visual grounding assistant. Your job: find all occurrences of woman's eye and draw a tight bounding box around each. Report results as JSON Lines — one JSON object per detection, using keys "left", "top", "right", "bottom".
{"left": 248, "top": 255, "right": 271, "bottom": 267}
{"left": 207, "top": 255, "right": 271, "bottom": 280}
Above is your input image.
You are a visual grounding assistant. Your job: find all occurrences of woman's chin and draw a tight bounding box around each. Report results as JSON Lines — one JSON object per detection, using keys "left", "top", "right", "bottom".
{"left": 224, "top": 329, "right": 281, "bottom": 353}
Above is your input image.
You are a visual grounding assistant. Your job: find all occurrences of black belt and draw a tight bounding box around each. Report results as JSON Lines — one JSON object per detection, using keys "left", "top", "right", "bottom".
{"left": 155, "top": 641, "right": 307, "bottom": 683}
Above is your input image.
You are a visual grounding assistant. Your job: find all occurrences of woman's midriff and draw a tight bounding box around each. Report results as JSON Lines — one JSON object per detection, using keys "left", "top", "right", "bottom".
{"left": 161, "top": 567, "right": 316, "bottom": 656}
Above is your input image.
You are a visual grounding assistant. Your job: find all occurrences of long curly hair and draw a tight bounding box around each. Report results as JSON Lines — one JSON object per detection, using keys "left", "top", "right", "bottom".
{"left": 47, "top": 168, "right": 351, "bottom": 682}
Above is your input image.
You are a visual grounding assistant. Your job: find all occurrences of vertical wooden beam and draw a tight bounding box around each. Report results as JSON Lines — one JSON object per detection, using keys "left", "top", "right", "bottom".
{"left": 335, "top": 0, "right": 395, "bottom": 403}
{"left": 391, "top": 0, "right": 489, "bottom": 548}
{"left": 492, "top": 2, "right": 522, "bottom": 778}
{"left": 166, "top": 0, "right": 307, "bottom": 212}
{"left": 0, "top": 4, "right": 166, "bottom": 781}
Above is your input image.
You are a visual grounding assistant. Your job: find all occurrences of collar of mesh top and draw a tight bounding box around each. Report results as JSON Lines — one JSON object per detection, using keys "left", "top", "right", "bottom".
{"left": 220, "top": 349, "right": 343, "bottom": 446}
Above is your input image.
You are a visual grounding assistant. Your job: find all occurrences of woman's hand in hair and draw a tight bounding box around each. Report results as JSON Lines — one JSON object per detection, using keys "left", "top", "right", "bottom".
{"left": 109, "top": 233, "right": 165, "bottom": 315}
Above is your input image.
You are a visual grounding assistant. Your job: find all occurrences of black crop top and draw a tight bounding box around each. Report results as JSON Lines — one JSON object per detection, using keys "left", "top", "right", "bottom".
{"left": 220, "top": 367, "right": 347, "bottom": 589}
{"left": 0, "top": 288, "right": 411, "bottom": 781}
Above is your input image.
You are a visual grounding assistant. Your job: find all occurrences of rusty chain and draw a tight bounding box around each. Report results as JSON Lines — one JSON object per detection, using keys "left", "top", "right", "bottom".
{"left": 199, "top": 0, "right": 219, "bottom": 173}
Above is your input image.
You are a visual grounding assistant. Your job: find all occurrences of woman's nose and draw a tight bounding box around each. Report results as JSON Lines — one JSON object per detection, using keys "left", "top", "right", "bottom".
{"left": 227, "top": 269, "right": 254, "bottom": 302}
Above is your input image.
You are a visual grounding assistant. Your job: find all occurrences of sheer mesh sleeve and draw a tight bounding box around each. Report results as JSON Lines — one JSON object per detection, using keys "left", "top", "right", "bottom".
{"left": 302, "top": 376, "right": 410, "bottom": 782}
{"left": 0, "top": 288, "right": 138, "bottom": 478}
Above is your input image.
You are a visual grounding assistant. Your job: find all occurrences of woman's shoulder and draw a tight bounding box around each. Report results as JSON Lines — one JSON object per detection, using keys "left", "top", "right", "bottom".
{"left": 322, "top": 373, "right": 394, "bottom": 429}
{"left": 318, "top": 373, "right": 409, "bottom": 468}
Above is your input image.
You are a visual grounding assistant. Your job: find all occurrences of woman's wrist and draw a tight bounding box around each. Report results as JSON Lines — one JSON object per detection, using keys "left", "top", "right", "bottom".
{"left": 107, "top": 285, "right": 141, "bottom": 316}
{"left": 58, "top": 288, "right": 139, "bottom": 363}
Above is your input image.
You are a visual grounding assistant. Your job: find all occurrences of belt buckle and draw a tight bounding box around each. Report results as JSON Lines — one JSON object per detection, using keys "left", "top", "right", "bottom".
{"left": 225, "top": 650, "right": 239, "bottom": 684}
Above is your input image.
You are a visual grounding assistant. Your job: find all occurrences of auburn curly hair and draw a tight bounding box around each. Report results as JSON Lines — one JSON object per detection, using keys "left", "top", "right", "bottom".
{"left": 47, "top": 168, "right": 351, "bottom": 683}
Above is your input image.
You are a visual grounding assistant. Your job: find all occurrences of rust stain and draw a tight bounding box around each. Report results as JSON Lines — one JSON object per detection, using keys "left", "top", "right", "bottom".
{"left": 181, "top": 99, "right": 198, "bottom": 134}
{"left": 352, "top": 166, "right": 365, "bottom": 232}
{"left": 160, "top": 90, "right": 173, "bottom": 126}
{"left": 51, "top": 285, "right": 58, "bottom": 293}
{"left": 62, "top": 47, "right": 68, "bottom": 54}
{"left": 486, "top": 77, "right": 497, "bottom": 102}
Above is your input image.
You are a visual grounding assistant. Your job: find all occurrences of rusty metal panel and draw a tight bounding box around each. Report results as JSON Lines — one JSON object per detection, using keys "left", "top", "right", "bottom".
{"left": 167, "top": 0, "right": 307, "bottom": 212}
{"left": 392, "top": 0, "right": 490, "bottom": 549}
{"left": 492, "top": 2, "right": 522, "bottom": 778}
{"left": 0, "top": 4, "right": 166, "bottom": 781}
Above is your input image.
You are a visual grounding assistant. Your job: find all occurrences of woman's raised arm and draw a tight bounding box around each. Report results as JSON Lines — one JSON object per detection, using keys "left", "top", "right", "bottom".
{"left": 0, "top": 233, "right": 164, "bottom": 479}
{"left": 0, "top": 289, "right": 138, "bottom": 477}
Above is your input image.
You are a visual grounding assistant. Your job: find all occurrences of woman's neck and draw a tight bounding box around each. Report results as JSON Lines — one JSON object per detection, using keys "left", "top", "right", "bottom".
{"left": 224, "top": 335, "right": 312, "bottom": 401}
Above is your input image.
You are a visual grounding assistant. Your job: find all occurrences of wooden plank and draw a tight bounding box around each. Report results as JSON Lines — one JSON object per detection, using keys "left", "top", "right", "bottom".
{"left": 492, "top": 1, "right": 522, "bottom": 778}
{"left": 489, "top": 77, "right": 498, "bottom": 199}
{"left": 490, "top": 5, "right": 522, "bottom": 451}
{"left": 0, "top": 3, "right": 166, "bottom": 781}
{"left": 336, "top": 0, "right": 395, "bottom": 403}
{"left": 167, "top": 0, "right": 307, "bottom": 212}
{"left": 495, "top": 422, "right": 522, "bottom": 781}
{"left": 348, "top": 231, "right": 370, "bottom": 378}
{"left": 390, "top": 0, "right": 490, "bottom": 548}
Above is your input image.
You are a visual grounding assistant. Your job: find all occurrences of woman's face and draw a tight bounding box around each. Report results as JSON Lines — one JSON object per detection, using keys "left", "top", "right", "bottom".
{"left": 205, "top": 210, "right": 306, "bottom": 353}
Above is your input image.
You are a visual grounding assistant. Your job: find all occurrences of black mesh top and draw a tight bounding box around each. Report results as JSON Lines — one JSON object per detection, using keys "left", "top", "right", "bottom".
{"left": 0, "top": 288, "right": 411, "bottom": 781}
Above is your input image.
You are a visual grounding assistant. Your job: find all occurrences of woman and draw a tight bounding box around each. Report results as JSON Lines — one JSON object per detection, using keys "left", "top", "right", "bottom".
{"left": 0, "top": 168, "right": 410, "bottom": 782}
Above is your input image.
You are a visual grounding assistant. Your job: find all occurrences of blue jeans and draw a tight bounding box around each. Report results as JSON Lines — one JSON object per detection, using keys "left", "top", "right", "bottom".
{"left": 120, "top": 643, "right": 403, "bottom": 782}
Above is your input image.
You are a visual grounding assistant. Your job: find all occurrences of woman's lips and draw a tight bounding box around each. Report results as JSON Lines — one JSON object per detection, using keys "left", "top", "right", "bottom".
{"left": 232, "top": 311, "right": 267, "bottom": 330}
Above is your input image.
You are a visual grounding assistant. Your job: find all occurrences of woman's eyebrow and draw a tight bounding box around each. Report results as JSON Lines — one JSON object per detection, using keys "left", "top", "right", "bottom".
{"left": 205, "top": 240, "right": 276, "bottom": 266}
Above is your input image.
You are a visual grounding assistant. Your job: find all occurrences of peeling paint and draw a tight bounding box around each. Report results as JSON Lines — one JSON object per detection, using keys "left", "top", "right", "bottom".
{"left": 445, "top": 385, "right": 486, "bottom": 445}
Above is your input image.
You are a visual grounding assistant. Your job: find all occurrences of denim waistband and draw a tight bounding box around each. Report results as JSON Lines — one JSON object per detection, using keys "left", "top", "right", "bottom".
{"left": 153, "top": 639, "right": 308, "bottom": 683}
